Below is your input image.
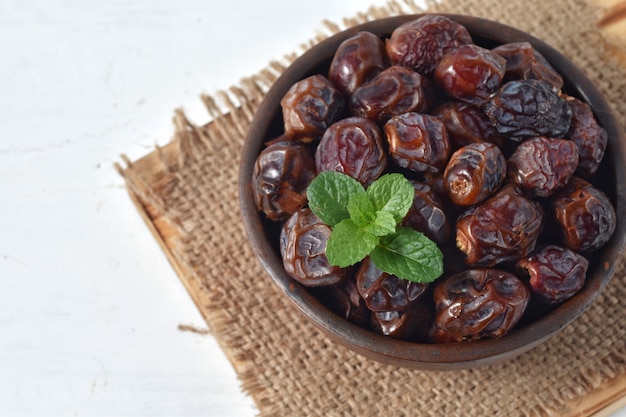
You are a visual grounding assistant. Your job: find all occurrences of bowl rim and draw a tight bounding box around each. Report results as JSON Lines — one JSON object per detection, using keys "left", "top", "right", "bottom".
{"left": 239, "top": 13, "right": 626, "bottom": 370}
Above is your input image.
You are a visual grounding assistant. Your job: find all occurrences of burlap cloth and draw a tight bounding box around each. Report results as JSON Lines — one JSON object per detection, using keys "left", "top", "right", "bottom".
{"left": 118, "top": 0, "right": 626, "bottom": 415}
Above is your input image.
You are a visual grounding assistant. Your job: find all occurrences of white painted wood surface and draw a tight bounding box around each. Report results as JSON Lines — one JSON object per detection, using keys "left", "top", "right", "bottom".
{"left": 0, "top": 1, "right": 624, "bottom": 416}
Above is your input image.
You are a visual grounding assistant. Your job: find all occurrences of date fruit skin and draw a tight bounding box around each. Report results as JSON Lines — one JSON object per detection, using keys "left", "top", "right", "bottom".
{"left": 434, "top": 44, "right": 507, "bottom": 106}
{"left": 565, "top": 97, "right": 608, "bottom": 177}
{"left": 315, "top": 116, "right": 387, "bottom": 186}
{"left": 507, "top": 136, "right": 579, "bottom": 197}
{"left": 492, "top": 42, "right": 564, "bottom": 92}
{"left": 313, "top": 278, "right": 371, "bottom": 327}
{"left": 252, "top": 138, "right": 317, "bottom": 221}
{"left": 280, "top": 208, "right": 351, "bottom": 287}
{"left": 328, "top": 31, "right": 388, "bottom": 96}
{"left": 350, "top": 65, "right": 434, "bottom": 124}
{"left": 384, "top": 112, "right": 451, "bottom": 173}
{"left": 385, "top": 14, "right": 473, "bottom": 75}
{"left": 552, "top": 177, "right": 616, "bottom": 253}
{"left": 371, "top": 302, "right": 433, "bottom": 342}
{"left": 355, "top": 257, "right": 429, "bottom": 312}
{"left": 402, "top": 181, "right": 451, "bottom": 245}
{"left": 484, "top": 79, "right": 572, "bottom": 141}
{"left": 443, "top": 142, "right": 506, "bottom": 206}
{"left": 432, "top": 101, "right": 505, "bottom": 150}
{"left": 456, "top": 184, "right": 544, "bottom": 266}
{"left": 430, "top": 268, "right": 530, "bottom": 343}
{"left": 517, "top": 245, "right": 589, "bottom": 305}
{"left": 281, "top": 74, "right": 345, "bottom": 142}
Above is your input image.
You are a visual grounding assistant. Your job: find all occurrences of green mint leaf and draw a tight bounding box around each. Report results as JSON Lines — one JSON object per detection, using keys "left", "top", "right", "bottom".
{"left": 370, "top": 227, "right": 444, "bottom": 283}
{"left": 364, "top": 210, "right": 397, "bottom": 237}
{"left": 347, "top": 192, "right": 376, "bottom": 228}
{"left": 326, "top": 219, "right": 379, "bottom": 268}
{"left": 307, "top": 171, "right": 365, "bottom": 227}
{"left": 366, "top": 173, "right": 414, "bottom": 223}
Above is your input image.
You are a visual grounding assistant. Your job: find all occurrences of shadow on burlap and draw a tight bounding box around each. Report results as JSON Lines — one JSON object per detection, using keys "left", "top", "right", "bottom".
{"left": 118, "top": 0, "right": 626, "bottom": 415}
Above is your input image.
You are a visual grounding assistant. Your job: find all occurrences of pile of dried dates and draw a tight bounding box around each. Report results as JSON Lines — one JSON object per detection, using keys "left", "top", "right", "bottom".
{"left": 251, "top": 15, "right": 616, "bottom": 343}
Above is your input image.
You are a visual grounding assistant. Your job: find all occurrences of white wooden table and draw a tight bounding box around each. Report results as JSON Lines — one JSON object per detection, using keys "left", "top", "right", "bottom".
{"left": 1, "top": 1, "right": 624, "bottom": 415}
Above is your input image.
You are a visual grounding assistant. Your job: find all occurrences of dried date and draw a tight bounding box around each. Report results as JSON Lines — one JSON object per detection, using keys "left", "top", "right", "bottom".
{"left": 355, "top": 257, "right": 428, "bottom": 312}
{"left": 432, "top": 101, "right": 505, "bottom": 150}
{"left": 492, "top": 42, "right": 564, "bottom": 92}
{"left": 384, "top": 112, "right": 451, "bottom": 173}
{"left": 508, "top": 136, "right": 579, "bottom": 197}
{"left": 551, "top": 177, "right": 616, "bottom": 252}
{"left": 315, "top": 116, "right": 387, "bottom": 186}
{"left": 434, "top": 44, "right": 506, "bottom": 106}
{"left": 350, "top": 65, "right": 434, "bottom": 124}
{"left": 565, "top": 97, "right": 608, "bottom": 177}
{"left": 252, "top": 138, "right": 316, "bottom": 221}
{"left": 443, "top": 142, "right": 506, "bottom": 206}
{"left": 328, "top": 31, "right": 388, "bottom": 96}
{"left": 401, "top": 181, "right": 451, "bottom": 245}
{"left": 517, "top": 245, "right": 589, "bottom": 305}
{"left": 484, "top": 79, "right": 572, "bottom": 141}
{"left": 280, "top": 208, "right": 351, "bottom": 287}
{"left": 430, "top": 269, "right": 530, "bottom": 342}
{"left": 385, "top": 14, "right": 473, "bottom": 75}
{"left": 281, "top": 74, "right": 345, "bottom": 142}
{"left": 456, "top": 184, "right": 544, "bottom": 266}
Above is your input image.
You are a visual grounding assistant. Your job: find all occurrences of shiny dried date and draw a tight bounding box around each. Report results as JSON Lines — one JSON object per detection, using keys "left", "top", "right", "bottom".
{"left": 508, "top": 136, "right": 579, "bottom": 197}
{"left": 430, "top": 268, "right": 530, "bottom": 343}
{"left": 565, "top": 97, "right": 608, "bottom": 177}
{"left": 484, "top": 79, "right": 572, "bottom": 141}
{"left": 371, "top": 302, "right": 432, "bottom": 342}
{"left": 492, "top": 42, "right": 564, "bottom": 92}
{"left": 443, "top": 142, "right": 506, "bottom": 206}
{"left": 401, "top": 180, "right": 451, "bottom": 245}
{"left": 313, "top": 278, "right": 371, "bottom": 327}
{"left": 355, "top": 257, "right": 429, "bottom": 312}
{"left": 281, "top": 74, "right": 345, "bottom": 142}
{"left": 384, "top": 112, "right": 451, "bottom": 173}
{"left": 551, "top": 177, "right": 616, "bottom": 252}
{"left": 280, "top": 208, "right": 351, "bottom": 287}
{"left": 432, "top": 101, "right": 505, "bottom": 150}
{"left": 328, "top": 31, "right": 388, "bottom": 96}
{"left": 434, "top": 44, "right": 506, "bottom": 106}
{"left": 517, "top": 245, "right": 589, "bottom": 305}
{"left": 385, "top": 14, "right": 473, "bottom": 75}
{"left": 350, "top": 65, "right": 434, "bottom": 124}
{"left": 315, "top": 116, "right": 387, "bottom": 186}
{"left": 252, "top": 138, "right": 316, "bottom": 221}
{"left": 456, "top": 184, "right": 544, "bottom": 266}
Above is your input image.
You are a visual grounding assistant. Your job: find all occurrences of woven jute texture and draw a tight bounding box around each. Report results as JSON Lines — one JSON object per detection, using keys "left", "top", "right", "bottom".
{"left": 118, "top": 0, "right": 626, "bottom": 415}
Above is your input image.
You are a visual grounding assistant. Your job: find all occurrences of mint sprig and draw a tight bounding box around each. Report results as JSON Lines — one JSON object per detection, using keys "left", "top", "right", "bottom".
{"left": 307, "top": 172, "right": 444, "bottom": 284}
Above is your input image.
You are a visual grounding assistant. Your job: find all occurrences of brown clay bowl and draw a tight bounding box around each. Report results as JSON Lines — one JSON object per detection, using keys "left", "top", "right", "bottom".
{"left": 239, "top": 14, "right": 626, "bottom": 370}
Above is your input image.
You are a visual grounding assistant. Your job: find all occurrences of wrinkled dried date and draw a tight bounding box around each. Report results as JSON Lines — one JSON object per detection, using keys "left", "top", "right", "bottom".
{"left": 402, "top": 181, "right": 451, "bottom": 245}
{"left": 444, "top": 142, "right": 506, "bottom": 206}
{"left": 432, "top": 101, "right": 505, "bottom": 150}
{"left": 430, "top": 269, "right": 530, "bottom": 343}
{"left": 281, "top": 74, "right": 345, "bottom": 142}
{"left": 517, "top": 245, "right": 589, "bottom": 305}
{"left": 434, "top": 44, "right": 507, "bottom": 105}
{"left": 252, "top": 139, "right": 316, "bottom": 221}
{"left": 565, "top": 97, "right": 608, "bottom": 177}
{"left": 456, "top": 184, "right": 544, "bottom": 266}
{"left": 552, "top": 177, "right": 616, "bottom": 253}
{"left": 328, "top": 31, "right": 388, "bottom": 96}
{"left": 484, "top": 79, "right": 572, "bottom": 141}
{"left": 280, "top": 208, "right": 351, "bottom": 287}
{"left": 508, "top": 136, "right": 579, "bottom": 197}
{"left": 384, "top": 112, "right": 451, "bottom": 173}
{"left": 492, "top": 42, "right": 564, "bottom": 92}
{"left": 356, "top": 257, "right": 429, "bottom": 312}
{"left": 315, "top": 116, "right": 387, "bottom": 186}
{"left": 350, "top": 65, "right": 434, "bottom": 124}
{"left": 385, "top": 14, "right": 473, "bottom": 75}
